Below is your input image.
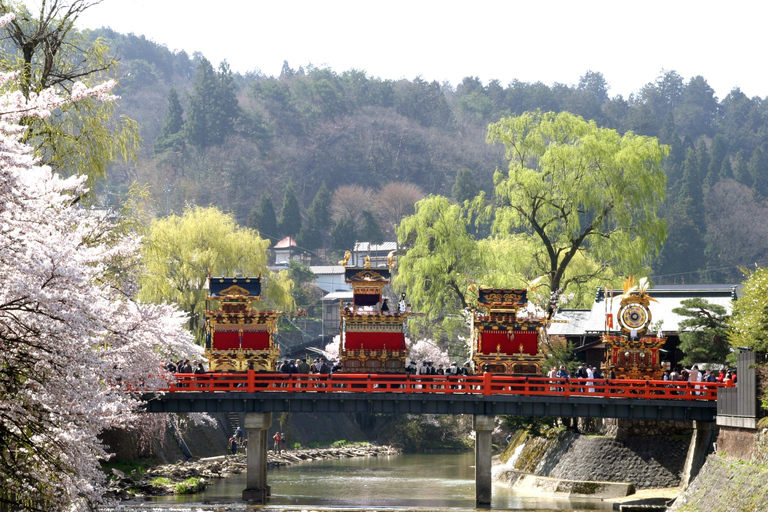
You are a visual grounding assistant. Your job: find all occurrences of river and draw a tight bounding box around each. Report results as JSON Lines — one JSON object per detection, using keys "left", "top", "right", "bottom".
{"left": 118, "top": 452, "right": 614, "bottom": 511}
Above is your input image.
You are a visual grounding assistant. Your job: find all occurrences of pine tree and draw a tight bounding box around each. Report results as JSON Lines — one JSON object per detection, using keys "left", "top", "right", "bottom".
{"left": 278, "top": 181, "right": 302, "bottom": 238}
{"left": 185, "top": 57, "right": 217, "bottom": 148}
{"left": 247, "top": 193, "right": 278, "bottom": 242}
{"left": 733, "top": 150, "right": 752, "bottom": 186}
{"left": 748, "top": 147, "right": 768, "bottom": 198}
{"left": 680, "top": 148, "right": 704, "bottom": 220}
{"left": 154, "top": 88, "right": 185, "bottom": 153}
{"left": 452, "top": 167, "right": 480, "bottom": 203}
{"left": 708, "top": 134, "right": 727, "bottom": 179}
{"left": 359, "top": 210, "right": 384, "bottom": 244}
{"left": 210, "top": 60, "right": 240, "bottom": 144}
{"left": 331, "top": 214, "right": 357, "bottom": 252}
{"left": 298, "top": 183, "right": 331, "bottom": 250}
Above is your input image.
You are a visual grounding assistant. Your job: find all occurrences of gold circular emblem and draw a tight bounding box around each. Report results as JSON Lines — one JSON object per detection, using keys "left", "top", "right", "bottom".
{"left": 619, "top": 303, "right": 649, "bottom": 330}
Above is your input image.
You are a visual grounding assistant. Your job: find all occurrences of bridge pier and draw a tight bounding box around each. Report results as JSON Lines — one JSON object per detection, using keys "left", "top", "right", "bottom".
{"left": 242, "top": 412, "right": 272, "bottom": 503}
{"left": 473, "top": 414, "right": 495, "bottom": 507}
{"left": 680, "top": 420, "right": 714, "bottom": 491}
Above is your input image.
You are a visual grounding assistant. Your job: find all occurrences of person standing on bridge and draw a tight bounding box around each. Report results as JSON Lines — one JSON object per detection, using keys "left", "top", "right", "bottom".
{"left": 297, "top": 358, "right": 310, "bottom": 388}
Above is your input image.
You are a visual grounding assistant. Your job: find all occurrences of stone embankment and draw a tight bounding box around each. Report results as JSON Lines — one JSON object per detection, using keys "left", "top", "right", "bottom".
{"left": 107, "top": 444, "right": 400, "bottom": 499}
{"left": 669, "top": 427, "right": 768, "bottom": 511}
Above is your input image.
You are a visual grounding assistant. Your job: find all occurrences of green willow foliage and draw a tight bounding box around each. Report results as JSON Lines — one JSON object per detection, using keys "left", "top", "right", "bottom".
{"left": 488, "top": 111, "right": 667, "bottom": 315}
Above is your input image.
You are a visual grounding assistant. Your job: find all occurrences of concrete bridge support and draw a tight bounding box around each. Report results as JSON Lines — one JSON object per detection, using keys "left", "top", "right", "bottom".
{"left": 680, "top": 420, "right": 714, "bottom": 491}
{"left": 474, "top": 414, "right": 495, "bottom": 507}
{"left": 242, "top": 412, "right": 272, "bottom": 503}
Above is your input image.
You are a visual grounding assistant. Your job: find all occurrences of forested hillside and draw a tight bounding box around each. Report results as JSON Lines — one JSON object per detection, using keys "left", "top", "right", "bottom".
{"left": 95, "top": 29, "right": 768, "bottom": 284}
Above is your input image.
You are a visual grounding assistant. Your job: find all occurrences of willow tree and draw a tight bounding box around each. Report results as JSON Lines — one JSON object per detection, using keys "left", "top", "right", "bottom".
{"left": 139, "top": 207, "right": 295, "bottom": 341}
{"left": 396, "top": 195, "right": 481, "bottom": 340}
{"left": 487, "top": 111, "right": 668, "bottom": 316}
{"left": 0, "top": 0, "right": 140, "bottom": 188}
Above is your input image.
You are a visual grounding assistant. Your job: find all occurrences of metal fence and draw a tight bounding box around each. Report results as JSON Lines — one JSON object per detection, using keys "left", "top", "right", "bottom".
{"left": 717, "top": 350, "right": 764, "bottom": 426}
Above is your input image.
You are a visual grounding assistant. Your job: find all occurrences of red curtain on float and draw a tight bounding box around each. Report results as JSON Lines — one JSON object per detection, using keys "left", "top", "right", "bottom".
{"left": 213, "top": 331, "right": 270, "bottom": 350}
{"left": 479, "top": 330, "right": 538, "bottom": 355}
{"left": 345, "top": 332, "right": 405, "bottom": 351}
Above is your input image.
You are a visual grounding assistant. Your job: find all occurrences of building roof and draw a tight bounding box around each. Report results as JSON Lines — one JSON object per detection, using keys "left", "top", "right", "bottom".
{"left": 274, "top": 236, "right": 297, "bottom": 249}
{"left": 581, "top": 284, "right": 739, "bottom": 334}
{"left": 548, "top": 309, "right": 592, "bottom": 336}
{"left": 310, "top": 265, "right": 345, "bottom": 275}
{"left": 353, "top": 241, "right": 398, "bottom": 253}
{"left": 322, "top": 291, "right": 354, "bottom": 301}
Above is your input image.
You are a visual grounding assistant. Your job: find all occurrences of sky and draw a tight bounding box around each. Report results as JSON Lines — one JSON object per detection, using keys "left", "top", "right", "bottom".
{"left": 77, "top": 0, "right": 767, "bottom": 100}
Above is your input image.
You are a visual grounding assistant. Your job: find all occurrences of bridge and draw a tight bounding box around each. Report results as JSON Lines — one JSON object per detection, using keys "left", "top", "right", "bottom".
{"left": 143, "top": 372, "right": 722, "bottom": 421}
{"left": 139, "top": 372, "right": 725, "bottom": 505}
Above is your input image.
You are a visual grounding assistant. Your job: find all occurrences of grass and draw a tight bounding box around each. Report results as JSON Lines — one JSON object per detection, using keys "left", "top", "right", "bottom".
{"left": 101, "top": 459, "right": 158, "bottom": 479}
{"left": 174, "top": 477, "right": 205, "bottom": 494}
{"left": 151, "top": 477, "right": 173, "bottom": 486}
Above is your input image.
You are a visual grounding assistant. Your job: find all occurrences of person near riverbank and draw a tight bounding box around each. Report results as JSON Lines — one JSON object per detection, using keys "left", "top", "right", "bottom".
{"left": 273, "top": 431, "right": 283, "bottom": 454}
{"left": 228, "top": 436, "right": 238, "bottom": 455}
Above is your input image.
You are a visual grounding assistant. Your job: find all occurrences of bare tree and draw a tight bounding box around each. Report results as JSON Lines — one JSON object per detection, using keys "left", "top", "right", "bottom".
{"left": 376, "top": 182, "right": 424, "bottom": 235}
{"left": 331, "top": 184, "right": 374, "bottom": 223}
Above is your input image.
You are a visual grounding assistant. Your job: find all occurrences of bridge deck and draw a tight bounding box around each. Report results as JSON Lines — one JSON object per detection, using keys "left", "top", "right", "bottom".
{"left": 141, "top": 373, "right": 722, "bottom": 422}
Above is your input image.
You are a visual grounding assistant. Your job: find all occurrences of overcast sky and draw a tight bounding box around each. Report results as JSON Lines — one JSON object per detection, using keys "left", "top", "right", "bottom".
{"left": 77, "top": 0, "right": 766, "bottom": 100}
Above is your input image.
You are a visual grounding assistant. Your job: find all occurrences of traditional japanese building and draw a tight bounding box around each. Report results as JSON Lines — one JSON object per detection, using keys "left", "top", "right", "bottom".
{"left": 471, "top": 288, "right": 546, "bottom": 374}
{"left": 204, "top": 275, "right": 280, "bottom": 372}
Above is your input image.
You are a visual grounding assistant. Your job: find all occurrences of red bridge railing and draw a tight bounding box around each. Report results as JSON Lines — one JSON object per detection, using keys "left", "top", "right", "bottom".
{"left": 156, "top": 372, "right": 730, "bottom": 401}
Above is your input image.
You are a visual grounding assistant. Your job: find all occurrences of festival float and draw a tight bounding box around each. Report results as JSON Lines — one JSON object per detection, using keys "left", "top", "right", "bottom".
{"left": 471, "top": 287, "right": 546, "bottom": 374}
{"left": 204, "top": 274, "right": 281, "bottom": 371}
{"left": 338, "top": 251, "right": 410, "bottom": 372}
{"left": 602, "top": 276, "right": 665, "bottom": 380}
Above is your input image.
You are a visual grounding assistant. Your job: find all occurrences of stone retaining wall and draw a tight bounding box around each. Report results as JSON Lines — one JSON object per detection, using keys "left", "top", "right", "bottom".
{"left": 670, "top": 427, "right": 768, "bottom": 511}
{"left": 669, "top": 452, "right": 768, "bottom": 511}
{"left": 546, "top": 435, "right": 689, "bottom": 489}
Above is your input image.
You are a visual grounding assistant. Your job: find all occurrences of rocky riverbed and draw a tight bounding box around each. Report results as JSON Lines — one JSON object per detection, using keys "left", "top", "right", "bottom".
{"left": 106, "top": 445, "right": 400, "bottom": 500}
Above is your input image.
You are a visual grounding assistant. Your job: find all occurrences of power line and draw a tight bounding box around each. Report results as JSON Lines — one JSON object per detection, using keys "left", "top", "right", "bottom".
{"left": 650, "top": 258, "right": 768, "bottom": 280}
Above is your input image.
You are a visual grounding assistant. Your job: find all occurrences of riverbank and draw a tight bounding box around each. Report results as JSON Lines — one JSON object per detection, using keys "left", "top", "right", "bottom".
{"left": 106, "top": 444, "right": 400, "bottom": 500}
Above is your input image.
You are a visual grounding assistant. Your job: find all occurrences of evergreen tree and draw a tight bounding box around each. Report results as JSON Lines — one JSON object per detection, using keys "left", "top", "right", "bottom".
{"left": 748, "top": 147, "right": 768, "bottom": 198}
{"left": 655, "top": 194, "right": 705, "bottom": 283}
{"left": 673, "top": 299, "right": 730, "bottom": 365}
{"left": 154, "top": 87, "right": 185, "bottom": 153}
{"left": 679, "top": 148, "right": 704, "bottom": 221}
{"left": 247, "top": 193, "right": 278, "bottom": 242}
{"left": 278, "top": 181, "right": 302, "bottom": 238}
{"left": 298, "top": 182, "right": 331, "bottom": 250}
{"left": 733, "top": 150, "right": 752, "bottom": 186}
{"left": 695, "top": 139, "right": 710, "bottom": 179}
{"left": 452, "top": 167, "right": 480, "bottom": 203}
{"left": 331, "top": 214, "right": 357, "bottom": 252}
{"left": 359, "top": 210, "right": 384, "bottom": 244}
{"left": 708, "top": 134, "right": 728, "bottom": 179}
{"left": 719, "top": 155, "right": 733, "bottom": 180}
{"left": 185, "top": 57, "right": 217, "bottom": 148}
{"left": 210, "top": 60, "right": 240, "bottom": 144}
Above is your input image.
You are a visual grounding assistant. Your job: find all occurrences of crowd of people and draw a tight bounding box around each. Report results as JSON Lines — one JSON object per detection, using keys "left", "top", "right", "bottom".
{"left": 277, "top": 358, "right": 343, "bottom": 375}
{"left": 165, "top": 359, "right": 206, "bottom": 374}
{"left": 664, "top": 365, "right": 737, "bottom": 385}
{"left": 166, "top": 356, "right": 737, "bottom": 389}
{"left": 405, "top": 360, "right": 473, "bottom": 375}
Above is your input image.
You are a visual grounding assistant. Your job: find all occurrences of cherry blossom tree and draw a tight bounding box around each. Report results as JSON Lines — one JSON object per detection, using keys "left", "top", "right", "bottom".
{"left": 0, "top": 13, "right": 198, "bottom": 511}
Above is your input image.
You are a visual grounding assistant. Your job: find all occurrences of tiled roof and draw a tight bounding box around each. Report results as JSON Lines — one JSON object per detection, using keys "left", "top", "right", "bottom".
{"left": 354, "top": 241, "right": 398, "bottom": 252}
{"left": 274, "top": 236, "right": 297, "bottom": 249}
{"left": 310, "top": 265, "right": 345, "bottom": 275}
{"left": 581, "top": 285, "right": 739, "bottom": 334}
{"left": 548, "top": 309, "right": 592, "bottom": 336}
{"left": 322, "top": 291, "right": 354, "bottom": 301}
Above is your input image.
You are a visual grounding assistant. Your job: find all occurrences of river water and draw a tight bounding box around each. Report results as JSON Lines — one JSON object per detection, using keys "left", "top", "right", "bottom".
{"left": 119, "top": 452, "right": 614, "bottom": 511}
